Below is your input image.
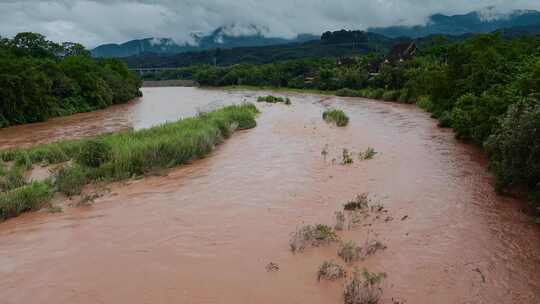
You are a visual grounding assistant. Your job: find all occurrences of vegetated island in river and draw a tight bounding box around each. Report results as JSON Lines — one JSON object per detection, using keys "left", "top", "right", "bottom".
{"left": 0, "top": 32, "right": 142, "bottom": 128}
{"left": 0, "top": 103, "right": 259, "bottom": 221}
{"left": 142, "top": 31, "right": 540, "bottom": 221}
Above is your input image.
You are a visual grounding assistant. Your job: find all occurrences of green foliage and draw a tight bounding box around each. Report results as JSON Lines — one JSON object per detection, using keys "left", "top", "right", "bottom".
{"left": 0, "top": 32, "right": 142, "bottom": 128}
{"left": 336, "top": 88, "right": 361, "bottom": 97}
{"left": 76, "top": 140, "right": 112, "bottom": 168}
{"left": 5, "top": 104, "right": 259, "bottom": 185}
{"left": 485, "top": 99, "right": 540, "bottom": 198}
{"left": 323, "top": 109, "right": 349, "bottom": 127}
{"left": 382, "top": 90, "right": 399, "bottom": 101}
{"left": 0, "top": 182, "right": 53, "bottom": 221}
{"left": 257, "top": 95, "right": 290, "bottom": 104}
{"left": 0, "top": 166, "right": 26, "bottom": 192}
{"left": 55, "top": 165, "right": 87, "bottom": 196}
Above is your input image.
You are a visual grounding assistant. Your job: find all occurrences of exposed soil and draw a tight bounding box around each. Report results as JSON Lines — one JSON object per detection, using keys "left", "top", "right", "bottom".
{"left": 1, "top": 88, "right": 539, "bottom": 303}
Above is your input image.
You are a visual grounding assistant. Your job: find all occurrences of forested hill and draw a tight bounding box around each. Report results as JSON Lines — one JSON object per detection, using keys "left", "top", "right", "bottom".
{"left": 123, "top": 30, "right": 395, "bottom": 68}
{"left": 369, "top": 7, "right": 540, "bottom": 38}
{"left": 92, "top": 24, "right": 318, "bottom": 58}
{"left": 0, "top": 33, "right": 142, "bottom": 128}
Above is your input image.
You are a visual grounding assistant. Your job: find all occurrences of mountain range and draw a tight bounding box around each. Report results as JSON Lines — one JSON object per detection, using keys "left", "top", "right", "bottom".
{"left": 369, "top": 7, "right": 540, "bottom": 38}
{"left": 91, "top": 24, "right": 318, "bottom": 58}
{"left": 93, "top": 7, "right": 540, "bottom": 59}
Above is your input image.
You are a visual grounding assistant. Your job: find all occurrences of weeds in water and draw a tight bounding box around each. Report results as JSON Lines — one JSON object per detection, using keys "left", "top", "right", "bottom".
{"left": 290, "top": 224, "right": 340, "bottom": 252}
{"left": 47, "top": 205, "right": 63, "bottom": 213}
{"left": 55, "top": 165, "right": 87, "bottom": 196}
{"left": 359, "top": 147, "right": 377, "bottom": 160}
{"left": 0, "top": 182, "right": 53, "bottom": 221}
{"left": 342, "top": 149, "right": 354, "bottom": 165}
{"left": 363, "top": 240, "right": 387, "bottom": 258}
{"left": 338, "top": 240, "right": 363, "bottom": 263}
{"left": 318, "top": 260, "right": 347, "bottom": 281}
{"left": 344, "top": 269, "right": 387, "bottom": 304}
{"left": 321, "top": 144, "right": 329, "bottom": 160}
{"left": 323, "top": 109, "right": 349, "bottom": 127}
{"left": 257, "top": 95, "right": 291, "bottom": 105}
{"left": 335, "top": 210, "right": 346, "bottom": 231}
{"left": 344, "top": 194, "right": 370, "bottom": 211}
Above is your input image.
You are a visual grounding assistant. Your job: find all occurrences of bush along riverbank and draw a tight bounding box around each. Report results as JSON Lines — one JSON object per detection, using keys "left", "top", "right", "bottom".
{"left": 0, "top": 103, "right": 259, "bottom": 220}
{"left": 0, "top": 32, "right": 142, "bottom": 128}
{"left": 156, "top": 34, "right": 540, "bottom": 221}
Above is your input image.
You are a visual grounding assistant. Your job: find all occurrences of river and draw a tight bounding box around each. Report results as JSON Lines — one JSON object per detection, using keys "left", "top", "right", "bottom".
{"left": 0, "top": 87, "right": 539, "bottom": 303}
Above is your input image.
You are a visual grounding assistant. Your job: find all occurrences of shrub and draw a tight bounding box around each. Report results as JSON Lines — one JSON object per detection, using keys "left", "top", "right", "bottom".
{"left": 318, "top": 261, "right": 347, "bottom": 281}
{"left": 344, "top": 269, "right": 386, "bottom": 304}
{"left": 397, "top": 89, "right": 412, "bottom": 103}
{"left": 76, "top": 139, "right": 112, "bottom": 168}
{"left": 323, "top": 109, "right": 349, "bottom": 127}
{"left": 335, "top": 210, "right": 346, "bottom": 231}
{"left": 336, "top": 88, "right": 361, "bottom": 97}
{"left": 437, "top": 111, "right": 452, "bottom": 128}
{"left": 338, "top": 240, "right": 362, "bottom": 263}
{"left": 55, "top": 165, "right": 87, "bottom": 196}
{"left": 369, "top": 88, "right": 385, "bottom": 100}
{"left": 257, "top": 95, "right": 290, "bottom": 104}
{"left": 289, "top": 224, "right": 339, "bottom": 252}
{"left": 0, "top": 166, "right": 26, "bottom": 192}
{"left": 0, "top": 182, "right": 53, "bottom": 221}
{"left": 486, "top": 100, "right": 540, "bottom": 199}
{"left": 381, "top": 90, "right": 399, "bottom": 101}
{"left": 344, "top": 194, "right": 370, "bottom": 211}
{"left": 416, "top": 96, "right": 433, "bottom": 111}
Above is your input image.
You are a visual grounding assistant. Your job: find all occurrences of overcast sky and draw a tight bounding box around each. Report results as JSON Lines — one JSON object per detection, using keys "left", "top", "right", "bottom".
{"left": 1, "top": 0, "right": 540, "bottom": 47}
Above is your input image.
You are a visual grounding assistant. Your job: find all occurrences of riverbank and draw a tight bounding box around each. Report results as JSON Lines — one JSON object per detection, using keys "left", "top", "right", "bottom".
{"left": 143, "top": 79, "right": 198, "bottom": 87}
{"left": 0, "top": 103, "right": 259, "bottom": 220}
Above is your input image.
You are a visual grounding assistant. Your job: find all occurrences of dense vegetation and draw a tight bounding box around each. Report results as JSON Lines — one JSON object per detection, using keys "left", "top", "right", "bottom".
{"left": 0, "top": 103, "right": 259, "bottom": 220}
{"left": 323, "top": 109, "right": 349, "bottom": 127}
{"left": 154, "top": 33, "right": 540, "bottom": 219}
{"left": 0, "top": 32, "right": 142, "bottom": 128}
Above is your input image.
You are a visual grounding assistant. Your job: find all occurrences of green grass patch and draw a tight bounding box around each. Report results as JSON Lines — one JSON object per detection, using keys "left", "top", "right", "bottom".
{"left": 323, "top": 109, "right": 349, "bottom": 127}
{"left": 257, "top": 95, "right": 291, "bottom": 105}
{"left": 1, "top": 103, "right": 259, "bottom": 189}
{"left": 0, "top": 166, "right": 26, "bottom": 192}
{"left": 55, "top": 165, "right": 88, "bottom": 196}
{"left": 0, "top": 182, "right": 53, "bottom": 221}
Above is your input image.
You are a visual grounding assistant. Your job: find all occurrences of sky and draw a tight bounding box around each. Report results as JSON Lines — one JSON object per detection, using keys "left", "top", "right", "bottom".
{"left": 1, "top": 0, "right": 540, "bottom": 48}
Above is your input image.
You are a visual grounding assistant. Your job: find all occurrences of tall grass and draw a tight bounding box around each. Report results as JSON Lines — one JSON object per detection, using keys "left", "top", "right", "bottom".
{"left": 1, "top": 103, "right": 259, "bottom": 189}
{"left": 323, "top": 109, "right": 350, "bottom": 127}
{"left": 0, "top": 182, "right": 53, "bottom": 220}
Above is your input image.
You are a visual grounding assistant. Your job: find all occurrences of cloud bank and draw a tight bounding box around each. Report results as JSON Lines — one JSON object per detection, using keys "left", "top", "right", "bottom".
{"left": 1, "top": 0, "right": 540, "bottom": 47}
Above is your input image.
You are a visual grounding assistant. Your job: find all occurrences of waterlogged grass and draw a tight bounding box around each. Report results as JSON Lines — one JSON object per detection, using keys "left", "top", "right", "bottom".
{"left": 323, "top": 109, "right": 349, "bottom": 127}
{"left": 0, "top": 182, "right": 53, "bottom": 221}
{"left": 0, "top": 103, "right": 259, "bottom": 219}
{"left": 257, "top": 95, "right": 291, "bottom": 105}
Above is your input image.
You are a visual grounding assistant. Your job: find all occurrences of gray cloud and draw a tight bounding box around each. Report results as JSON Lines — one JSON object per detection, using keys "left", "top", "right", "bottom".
{"left": 1, "top": 0, "right": 540, "bottom": 47}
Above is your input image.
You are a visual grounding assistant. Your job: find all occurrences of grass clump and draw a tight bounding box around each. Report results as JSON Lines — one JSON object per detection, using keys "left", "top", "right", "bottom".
{"left": 55, "top": 165, "right": 87, "bottom": 196}
{"left": 0, "top": 166, "right": 26, "bottom": 192}
{"left": 342, "top": 149, "right": 354, "bottom": 165}
{"left": 0, "top": 182, "right": 53, "bottom": 221}
{"left": 318, "top": 261, "right": 347, "bottom": 281}
{"left": 344, "top": 194, "right": 370, "bottom": 211}
{"left": 336, "top": 88, "right": 361, "bottom": 97}
{"left": 382, "top": 90, "right": 399, "bottom": 102}
{"left": 338, "top": 240, "right": 362, "bottom": 263}
{"left": 257, "top": 95, "right": 291, "bottom": 105}
{"left": 359, "top": 147, "right": 377, "bottom": 160}
{"left": 75, "top": 140, "right": 112, "bottom": 168}
{"left": 344, "top": 269, "right": 387, "bottom": 304}
{"left": 323, "top": 109, "right": 349, "bottom": 127}
{"left": 290, "top": 224, "right": 339, "bottom": 252}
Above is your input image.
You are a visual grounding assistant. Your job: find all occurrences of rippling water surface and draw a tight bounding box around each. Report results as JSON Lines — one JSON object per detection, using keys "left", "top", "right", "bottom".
{"left": 0, "top": 87, "right": 539, "bottom": 303}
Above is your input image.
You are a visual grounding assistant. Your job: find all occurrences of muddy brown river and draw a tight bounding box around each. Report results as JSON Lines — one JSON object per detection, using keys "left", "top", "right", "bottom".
{"left": 1, "top": 87, "right": 540, "bottom": 303}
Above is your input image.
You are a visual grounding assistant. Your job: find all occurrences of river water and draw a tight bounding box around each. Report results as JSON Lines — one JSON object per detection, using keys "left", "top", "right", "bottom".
{"left": 0, "top": 87, "right": 539, "bottom": 303}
